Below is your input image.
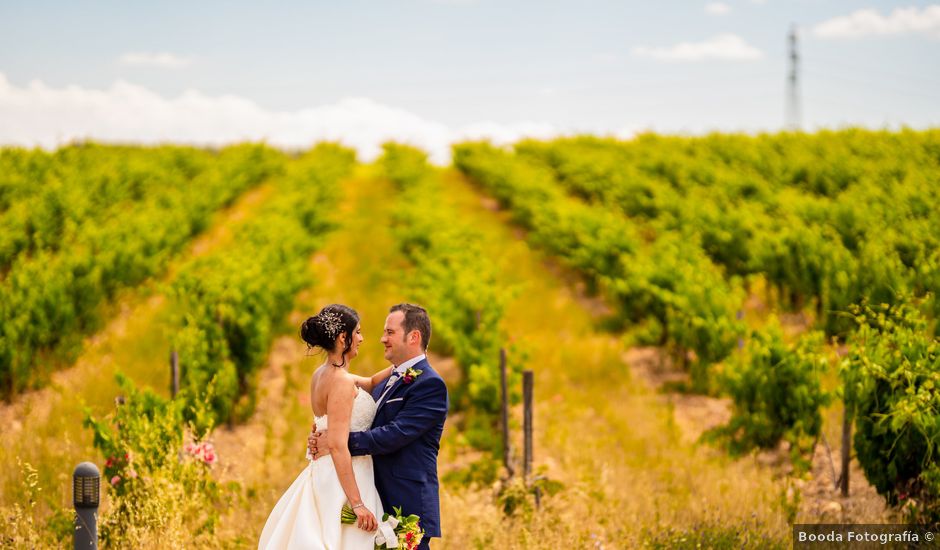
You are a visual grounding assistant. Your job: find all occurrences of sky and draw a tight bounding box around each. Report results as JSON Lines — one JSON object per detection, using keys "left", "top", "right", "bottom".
{"left": 1, "top": 0, "right": 938, "bottom": 161}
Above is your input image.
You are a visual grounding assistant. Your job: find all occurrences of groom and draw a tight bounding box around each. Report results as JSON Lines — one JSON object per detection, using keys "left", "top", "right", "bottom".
{"left": 308, "top": 303, "right": 448, "bottom": 549}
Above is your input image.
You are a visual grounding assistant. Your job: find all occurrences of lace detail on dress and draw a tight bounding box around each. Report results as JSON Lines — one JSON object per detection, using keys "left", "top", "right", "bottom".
{"left": 314, "top": 387, "right": 377, "bottom": 432}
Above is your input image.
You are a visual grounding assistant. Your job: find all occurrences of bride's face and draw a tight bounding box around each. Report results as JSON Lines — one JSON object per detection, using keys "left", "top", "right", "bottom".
{"left": 345, "top": 323, "right": 363, "bottom": 359}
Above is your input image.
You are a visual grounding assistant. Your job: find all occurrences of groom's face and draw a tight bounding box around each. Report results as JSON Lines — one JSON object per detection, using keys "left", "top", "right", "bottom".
{"left": 381, "top": 311, "right": 410, "bottom": 365}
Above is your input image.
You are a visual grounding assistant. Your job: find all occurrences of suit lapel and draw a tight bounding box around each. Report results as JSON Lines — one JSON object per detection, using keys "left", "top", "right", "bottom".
{"left": 370, "top": 379, "right": 385, "bottom": 402}
{"left": 372, "top": 367, "right": 400, "bottom": 399}
{"left": 375, "top": 375, "right": 404, "bottom": 416}
{"left": 375, "top": 358, "right": 429, "bottom": 417}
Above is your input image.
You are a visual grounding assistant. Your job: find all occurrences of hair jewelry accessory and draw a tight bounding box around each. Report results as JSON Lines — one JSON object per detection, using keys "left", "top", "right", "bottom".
{"left": 317, "top": 310, "right": 344, "bottom": 340}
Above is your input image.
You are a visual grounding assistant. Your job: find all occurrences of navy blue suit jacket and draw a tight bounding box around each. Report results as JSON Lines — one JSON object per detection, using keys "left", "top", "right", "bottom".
{"left": 348, "top": 357, "right": 448, "bottom": 538}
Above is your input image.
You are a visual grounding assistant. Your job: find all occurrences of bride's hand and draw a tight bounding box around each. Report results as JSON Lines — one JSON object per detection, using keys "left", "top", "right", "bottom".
{"left": 353, "top": 504, "right": 377, "bottom": 532}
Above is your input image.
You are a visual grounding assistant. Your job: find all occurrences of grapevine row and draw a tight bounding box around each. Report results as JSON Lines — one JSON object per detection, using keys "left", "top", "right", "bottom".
{"left": 0, "top": 144, "right": 214, "bottom": 271}
{"left": 379, "top": 143, "right": 520, "bottom": 449}
{"left": 453, "top": 142, "right": 743, "bottom": 389}
{"left": 0, "top": 144, "right": 283, "bottom": 398}
{"left": 516, "top": 130, "right": 940, "bottom": 336}
{"left": 169, "top": 144, "right": 355, "bottom": 426}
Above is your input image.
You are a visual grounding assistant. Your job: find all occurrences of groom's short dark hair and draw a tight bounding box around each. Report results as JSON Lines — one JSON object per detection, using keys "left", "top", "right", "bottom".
{"left": 390, "top": 303, "right": 431, "bottom": 350}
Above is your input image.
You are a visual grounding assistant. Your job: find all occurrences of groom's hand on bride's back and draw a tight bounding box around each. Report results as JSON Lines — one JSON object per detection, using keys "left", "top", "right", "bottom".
{"left": 308, "top": 428, "right": 330, "bottom": 460}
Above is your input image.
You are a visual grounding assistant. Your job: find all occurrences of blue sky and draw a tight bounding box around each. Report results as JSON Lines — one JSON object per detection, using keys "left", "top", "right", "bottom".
{"left": 1, "top": 1, "right": 938, "bottom": 159}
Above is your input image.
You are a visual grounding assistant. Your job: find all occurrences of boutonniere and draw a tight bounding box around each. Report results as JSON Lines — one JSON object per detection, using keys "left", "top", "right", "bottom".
{"left": 402, "top": 368, "right": 423, "bottom": 384}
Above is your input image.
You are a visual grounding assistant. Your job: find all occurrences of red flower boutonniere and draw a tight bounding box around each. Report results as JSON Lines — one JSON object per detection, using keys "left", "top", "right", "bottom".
{"left": 402, "top": 368, "right": 423, "bottom": 384}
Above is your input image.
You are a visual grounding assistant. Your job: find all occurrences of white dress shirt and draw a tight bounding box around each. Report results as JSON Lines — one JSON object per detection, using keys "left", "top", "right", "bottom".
{"left": 394, "top": 354, "right": 426, "bottom": 374}
{"left": 376, "top": 354, "right": 426, "bottom": 407}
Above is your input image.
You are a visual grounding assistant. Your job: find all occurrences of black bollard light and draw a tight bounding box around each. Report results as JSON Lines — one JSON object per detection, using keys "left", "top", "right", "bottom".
{"left": 73, "top": 462, "right": 99, "bottom": 549}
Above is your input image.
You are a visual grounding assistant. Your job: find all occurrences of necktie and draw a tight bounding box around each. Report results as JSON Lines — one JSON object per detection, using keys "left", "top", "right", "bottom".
{"left": 376, "top": 371, "right": 402, "bottom": 408}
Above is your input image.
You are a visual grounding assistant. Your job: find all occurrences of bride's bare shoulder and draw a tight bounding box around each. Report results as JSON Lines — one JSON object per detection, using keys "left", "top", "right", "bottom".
{"left": 311, "top": 366, "right": 355, "bottom": 399}
{"left": 324, "top": 368, "right": 358, "bottom": 397}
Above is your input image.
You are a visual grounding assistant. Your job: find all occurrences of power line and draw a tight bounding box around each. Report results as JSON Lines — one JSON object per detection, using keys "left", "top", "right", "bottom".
{"left": 803, "top": 53, "right": 940, "bottom": 89}
{"left": 803, "top": 68, "right": 940, "bottom": 102}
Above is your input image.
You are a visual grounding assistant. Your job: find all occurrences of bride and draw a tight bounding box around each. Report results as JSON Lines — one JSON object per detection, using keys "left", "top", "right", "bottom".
{"left": 259, "top": 304, "right": 392, "bottom": 549}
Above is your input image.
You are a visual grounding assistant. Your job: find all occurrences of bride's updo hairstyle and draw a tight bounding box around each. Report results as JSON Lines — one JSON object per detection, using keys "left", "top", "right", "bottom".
{"left": 300, "top": 304, "right": 359, "bottom": 367}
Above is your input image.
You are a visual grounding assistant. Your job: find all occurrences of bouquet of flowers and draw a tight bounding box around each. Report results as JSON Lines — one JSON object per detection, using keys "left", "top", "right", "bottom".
{"left": 341, "top": 504, "right": 424, "bottom": 549}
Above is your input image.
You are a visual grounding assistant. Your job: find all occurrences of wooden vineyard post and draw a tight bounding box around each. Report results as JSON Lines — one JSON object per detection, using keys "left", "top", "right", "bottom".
{"left": 840, "top": 406, "right": 851, "bottom": 497}
{"left": 500, "top": 348, "right": 514, "bottom": 478}
{"left": 523, "top": 370, "right": 533, "bottom": 480}
{"left": 523, "top": 370, "right": 539, "bottom": 508}
{"left": 170, "top": 350, "right": 179, "bottom": 398}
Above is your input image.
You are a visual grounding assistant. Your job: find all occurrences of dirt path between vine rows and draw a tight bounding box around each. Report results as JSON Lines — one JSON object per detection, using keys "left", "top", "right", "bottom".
{"left": 211, "top": 168, "right": 433, "bottom": 544}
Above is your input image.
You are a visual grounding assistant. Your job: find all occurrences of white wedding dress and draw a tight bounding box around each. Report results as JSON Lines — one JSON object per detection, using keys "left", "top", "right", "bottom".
{"left": 259, "top": 387, "right": 385, "bottom": 549}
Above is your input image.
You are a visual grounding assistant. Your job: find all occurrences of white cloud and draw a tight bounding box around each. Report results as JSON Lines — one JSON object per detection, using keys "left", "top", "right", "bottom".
{"left": 612, "top": 125, "right": 644, "bottom": 140}
{"left": 119, "top": 52, "right": 193, "bottom": 68}
{"left": 0, "top": 73, "right": 557, "bottom": 164}
{"left": 813, "top": 5, "right": 940, "bottom": 39}
{"left": 705, "top": 2, "right": 731, "bottom": 15}
{"left": 632, "top": 34, "right": 763, "bottom": 61}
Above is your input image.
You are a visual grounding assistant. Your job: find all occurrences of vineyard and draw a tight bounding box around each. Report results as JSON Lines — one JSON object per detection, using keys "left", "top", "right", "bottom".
{"left": 1, "top": 129, "right": 938, "bottom": 548}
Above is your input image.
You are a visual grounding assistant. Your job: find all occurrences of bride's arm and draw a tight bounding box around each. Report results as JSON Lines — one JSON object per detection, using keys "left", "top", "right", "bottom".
{"left": 349, "top": 366, "right": 393, "bottom": 392}
{"left": 326, "top": 375, "right": 377, "bottom": 531}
